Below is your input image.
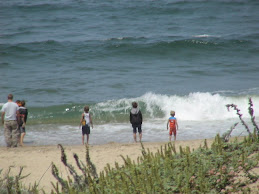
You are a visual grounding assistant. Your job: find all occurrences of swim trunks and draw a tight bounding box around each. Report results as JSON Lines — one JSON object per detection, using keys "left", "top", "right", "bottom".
{"left": 82, "top": 125, "right": 90, "bottom": 135}
{"left": 169, "top": 116, "right": 177, "bottom": 136}
{"left": 169, "top": 127, "right": 176, "bottom": 136}
{"left": 19, "top": 126, "right": 26, "bottom": 133}
{"left": 132, "top": 124, "right": 142, "bottom": 134}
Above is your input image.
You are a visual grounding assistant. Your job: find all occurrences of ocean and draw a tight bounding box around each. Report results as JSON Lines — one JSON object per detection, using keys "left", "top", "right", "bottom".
{"left": 1, "top": 0, "right": 259, "bottom": 146}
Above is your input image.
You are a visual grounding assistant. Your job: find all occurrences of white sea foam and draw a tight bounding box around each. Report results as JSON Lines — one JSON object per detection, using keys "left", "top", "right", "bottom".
{"left": 193, "top": 34, "right": 221, "bottom": 38}
{"left": 95, "top": 92, "right": 259, "bottom": 121}
{"left": 143, "top": 92, "right": 257, "bottom": 121}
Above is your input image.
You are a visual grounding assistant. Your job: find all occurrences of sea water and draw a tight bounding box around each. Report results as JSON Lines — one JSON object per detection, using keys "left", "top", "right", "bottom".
{"left": 1, "top": 0, "right": 259, "bottom": 146}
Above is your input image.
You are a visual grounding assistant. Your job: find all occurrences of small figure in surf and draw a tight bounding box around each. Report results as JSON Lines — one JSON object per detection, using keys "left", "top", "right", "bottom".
{"left": 167, "top": 110, "right": 178, "bottom": 141}
{"left": 18, "top": 100, "right": 28, "bottom": 146}
{"left": 80, "top": 106, "right": 93, "bottom": 145}
{"left": 130, "top": 102, "right": 143, "bottom": 143}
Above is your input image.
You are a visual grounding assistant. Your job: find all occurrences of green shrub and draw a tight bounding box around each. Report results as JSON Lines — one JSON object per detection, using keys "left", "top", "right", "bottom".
{"left": 50, "top": 134, "right": 258, "bottom": 194}
{"left": 0, "top": 167, "right": 39, "bottom": 194}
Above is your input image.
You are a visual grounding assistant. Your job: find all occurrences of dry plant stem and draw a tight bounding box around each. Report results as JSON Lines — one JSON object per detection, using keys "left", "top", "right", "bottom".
{"left": 248, "top": 97, "right": 259, "bottom": 134}
{"left": 221, "top": 122, "right": 238, "bottom": 142}
{"left": 38, "top": 163, "right": 52, "bottom": 187}
{"left": 85, "top": 145, "right": 98, "bottom": 179}
{"left": 226, "top": 104, "right": 252, "bottom": 136}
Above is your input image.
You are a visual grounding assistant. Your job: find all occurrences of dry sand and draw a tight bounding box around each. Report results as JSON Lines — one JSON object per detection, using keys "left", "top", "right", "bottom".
{"left": 0, "top": 138, "right": 258, "bottom": 193}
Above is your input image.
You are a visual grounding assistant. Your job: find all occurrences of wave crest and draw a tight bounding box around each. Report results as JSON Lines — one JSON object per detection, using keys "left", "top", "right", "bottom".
{"left": 93, "top": 92, "right": 259, "bottom": 122}
{"left": 25, "top": 92, "right": 259, "bottom": 125}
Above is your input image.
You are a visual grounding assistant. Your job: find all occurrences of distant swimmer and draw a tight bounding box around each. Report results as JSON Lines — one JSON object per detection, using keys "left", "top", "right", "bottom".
{"left": 130, "top": 102, "right": 143, "bottom": 143}
{"left": 167, "top": 110, "right": 178, "bottom": 141}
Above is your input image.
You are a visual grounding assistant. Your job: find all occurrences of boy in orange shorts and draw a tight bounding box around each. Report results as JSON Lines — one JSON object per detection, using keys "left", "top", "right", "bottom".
{"left": 167, "top": 111, "right": 178, "bottom": 141}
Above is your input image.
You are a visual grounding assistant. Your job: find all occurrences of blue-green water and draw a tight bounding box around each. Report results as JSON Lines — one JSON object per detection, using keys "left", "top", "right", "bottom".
{"left": 1, "top": 0, "right": 259, "bottom": 145}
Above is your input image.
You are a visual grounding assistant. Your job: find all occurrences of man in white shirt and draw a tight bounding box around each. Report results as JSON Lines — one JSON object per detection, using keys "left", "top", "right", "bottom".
{"left": 1, "top": 94, "right": 20, "bottom": 147}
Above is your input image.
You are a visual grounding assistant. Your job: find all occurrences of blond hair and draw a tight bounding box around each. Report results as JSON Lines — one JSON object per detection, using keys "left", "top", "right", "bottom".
{"left": 170, "top": 111, "right": 175, "bottom": 116}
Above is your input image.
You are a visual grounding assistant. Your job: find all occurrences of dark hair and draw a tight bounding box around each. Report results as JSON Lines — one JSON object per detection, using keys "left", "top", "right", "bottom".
{"left": 8, "top": 94, "right": 13, "bottom": 100}
{"left": 84, "top": 106, "right": 89, "bottom": 112}
{"left": 21, "top": 100, "right": 26, "bottom": 106}
{"left": 132, "top": 102, "right": 138, "bottom": 108}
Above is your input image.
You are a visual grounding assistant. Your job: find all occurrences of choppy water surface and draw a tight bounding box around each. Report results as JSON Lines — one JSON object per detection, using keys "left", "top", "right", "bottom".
{"left": 1, "top": 0, "right": 259, "bottom": 145}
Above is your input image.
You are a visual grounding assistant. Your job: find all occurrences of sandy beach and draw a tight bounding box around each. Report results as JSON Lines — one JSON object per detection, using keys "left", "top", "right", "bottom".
{"left": 0, "top": 139, "right": 215, "bottom": 192}
{"left": 0, "top": 138, "right": 258, "bottom": 193}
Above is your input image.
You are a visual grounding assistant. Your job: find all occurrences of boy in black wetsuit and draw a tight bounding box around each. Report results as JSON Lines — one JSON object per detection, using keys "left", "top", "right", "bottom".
{"left": 130, "top": 102, "right": 143, "bottom": 142}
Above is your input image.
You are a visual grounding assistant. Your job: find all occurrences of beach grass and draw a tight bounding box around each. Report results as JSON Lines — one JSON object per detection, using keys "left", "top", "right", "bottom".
{"left": 51, "top": 133, "right": 258, "bottom": 193}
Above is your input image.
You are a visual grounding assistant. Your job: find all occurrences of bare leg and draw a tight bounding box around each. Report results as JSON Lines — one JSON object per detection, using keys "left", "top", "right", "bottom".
{"left": 86, "top": 134, "right": 89, "bottom": 145}
{"left": 139, "top": 133, "right": 142, "bottom": 142}
{"left": 82, "top": 135, "right": 85, "bottom": 145}
{"left": 174, "top": 135, "right": 176, "bottom": 141}
{"left": 133, "top": 133, "right": 137, "bottom": 142}
{"left": 169, "top": 135, "right": 172, "bottom": 142}
{"left": 20, "top": 133, "right": 26, "bottom": 146}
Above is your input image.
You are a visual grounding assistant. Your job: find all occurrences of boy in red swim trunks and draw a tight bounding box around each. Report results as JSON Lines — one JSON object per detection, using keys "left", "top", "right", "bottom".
{"left": 167, "top": 111, "right": 178, "bottom": 141}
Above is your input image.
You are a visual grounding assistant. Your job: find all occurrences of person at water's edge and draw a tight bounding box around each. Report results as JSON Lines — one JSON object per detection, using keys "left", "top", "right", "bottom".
{"left": 1, "top": 94, "right": 20, "bottom": 147}
{"left": 130, "top": 102, "right": 143, "bottom": 143}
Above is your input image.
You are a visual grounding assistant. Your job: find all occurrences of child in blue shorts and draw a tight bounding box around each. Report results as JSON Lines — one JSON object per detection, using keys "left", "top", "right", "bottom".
{"left": 80, "top": 106, "right": 93, "bottom": 145}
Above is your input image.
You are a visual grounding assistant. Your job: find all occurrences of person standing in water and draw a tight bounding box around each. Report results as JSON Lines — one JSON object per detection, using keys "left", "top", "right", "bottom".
{"left": 167, "top": 110, "right": 178, "bottom": 141}
{"left": 80, "top": 106, "right": 93, "bottom": 145}
{"left": 130, "top": 102, "right": 143, "bottom": 142}
{"left": 18, "top": 100, "right": 28, "bottom": 146}
{"left": 1, "top": 94, "right": 20, "bottom": 147}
